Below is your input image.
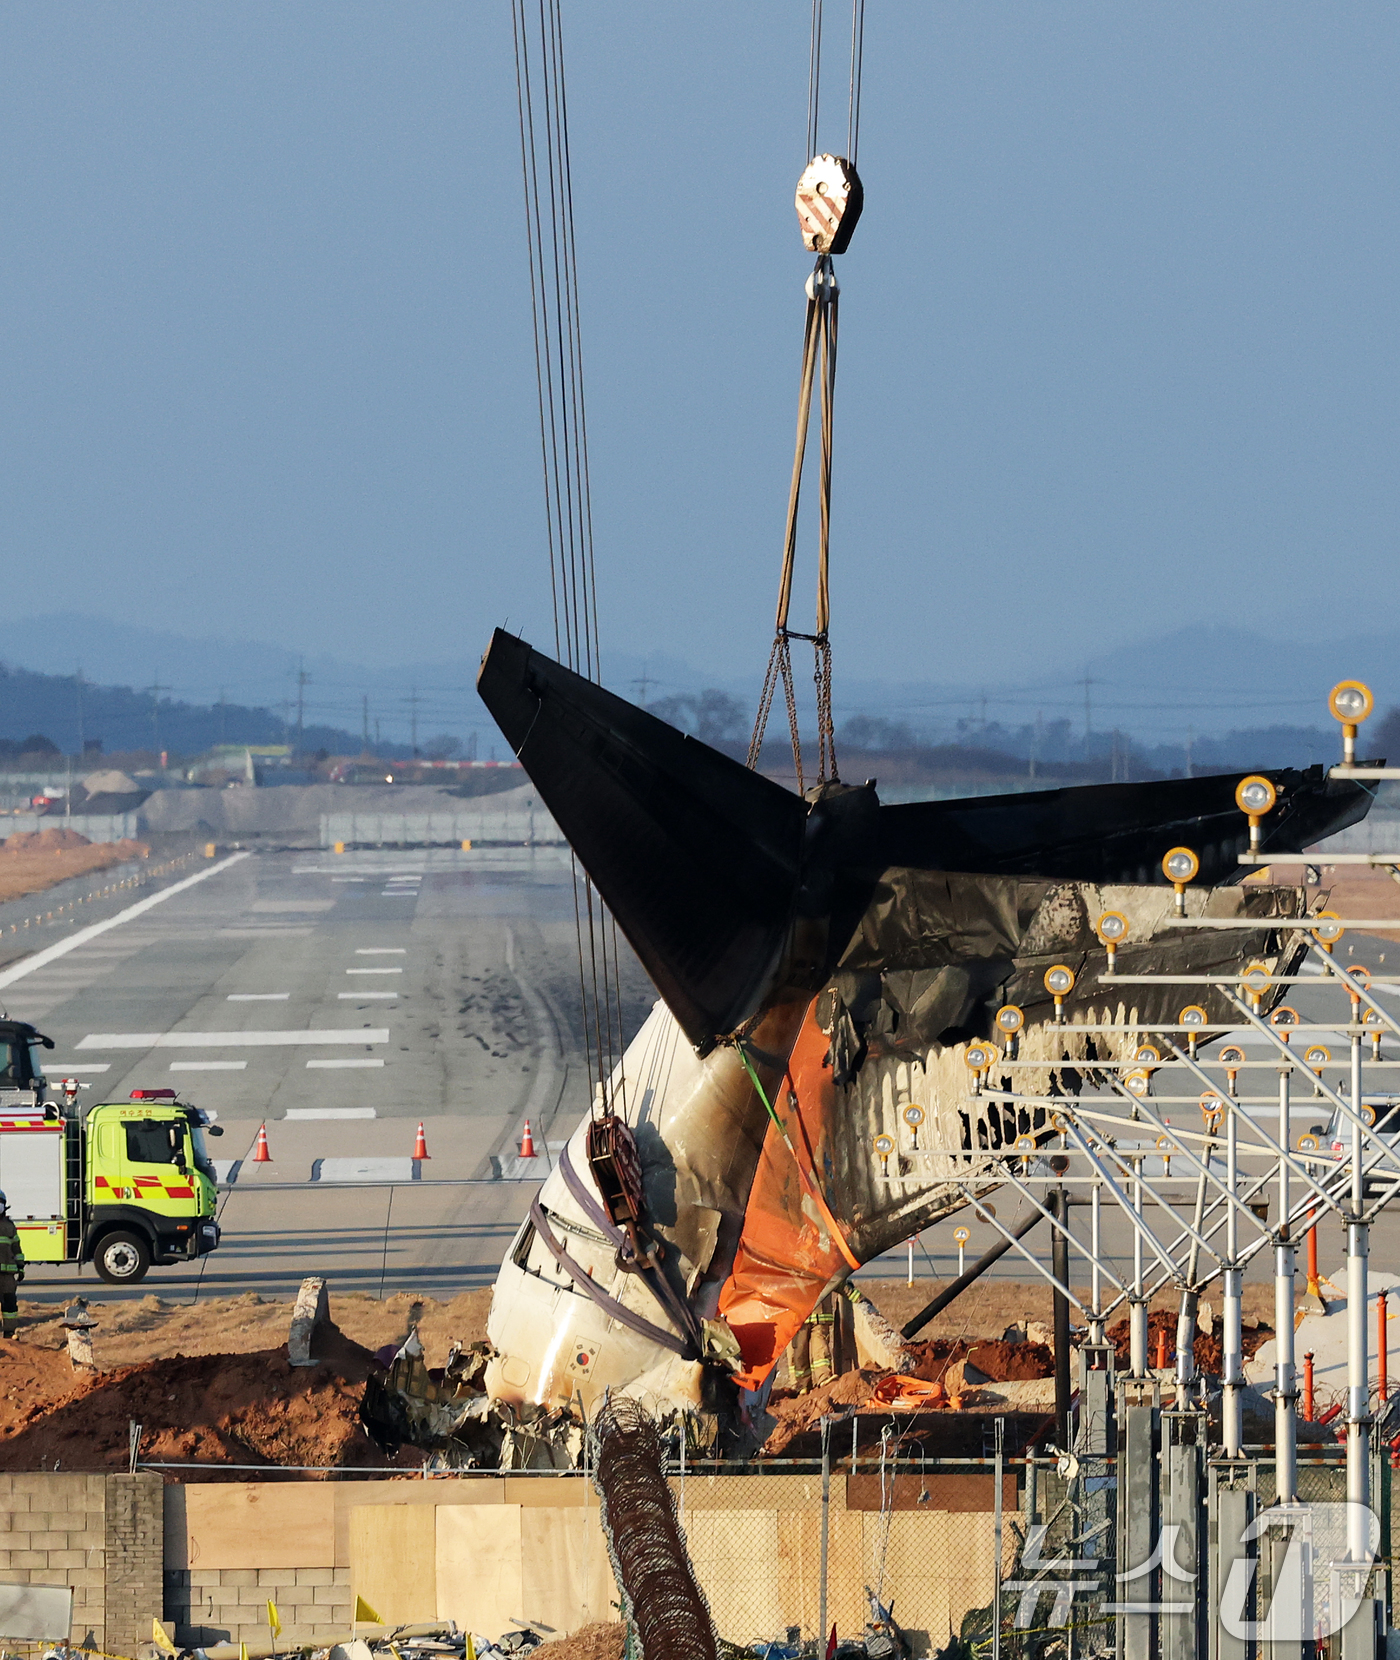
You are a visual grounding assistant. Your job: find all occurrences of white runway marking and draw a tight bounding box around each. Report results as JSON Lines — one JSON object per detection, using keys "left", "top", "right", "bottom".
{"left": 306, "top": 1058, "right": 385, "bottom": 1069}
{"left": 356, "top": 948, "right": 406, "bottom": 955}
{"left": 50, "top": 1064, "right": 109, "bottom": 1074}
{"left": 0, "top": 851, "right": 252, "bottom": 991}
{"left": 227, "top": 993, "right": 290, "bottom": 1001}
{"left": 338, "top": 991, "right": 397, "bottom": 999}
{"left": 346, "top": 967, "right": 402, "bottom": 974}
{"left": 77, "top": 1029, "right": 389, "bottom": 1049}
{"left": 285, "top": 1107, "right": 377, "bottom": 1119}
{"left": 170, "top": 1061, "right": 248, "bottom": 1072}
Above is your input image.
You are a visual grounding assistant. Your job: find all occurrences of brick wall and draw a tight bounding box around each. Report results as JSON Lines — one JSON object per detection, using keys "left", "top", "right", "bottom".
{"left": 0, "top": 1473, "right": 143, "bottom": 1650}
{"left": 167, "top": 1566, "right": 353, "bottom": 1650}
{"left": 104, "top": 1476, "right": 164, "bottom": 1656}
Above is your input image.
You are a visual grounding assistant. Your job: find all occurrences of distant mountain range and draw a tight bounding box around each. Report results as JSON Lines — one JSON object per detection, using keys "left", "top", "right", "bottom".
{"left": 6, "top": 611, "right": 1396, "bottom": 761}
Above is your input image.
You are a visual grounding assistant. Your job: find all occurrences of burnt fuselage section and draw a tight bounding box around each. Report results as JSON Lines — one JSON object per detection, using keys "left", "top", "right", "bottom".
{"left": 477, "top": 630, "right": 1371, "bottom": 1417}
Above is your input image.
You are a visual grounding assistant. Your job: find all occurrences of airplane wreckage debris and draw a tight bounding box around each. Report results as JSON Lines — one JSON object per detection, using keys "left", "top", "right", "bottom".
{"left": 367, "top": 629, "right": 1374, "bottom": 1465}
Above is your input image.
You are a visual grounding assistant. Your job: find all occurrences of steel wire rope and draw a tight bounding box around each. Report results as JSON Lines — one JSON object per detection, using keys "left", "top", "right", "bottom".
{"left": 511, "top": 0, "right": 625, "bottom": 1121}
{"left": 749, "top": 1, "right": 864, "bottom": 792}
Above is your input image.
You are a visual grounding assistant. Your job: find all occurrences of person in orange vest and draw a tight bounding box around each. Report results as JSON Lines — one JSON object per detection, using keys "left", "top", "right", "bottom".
{"left": 0, "top": 1193, "right": 26, "bottom": 1337}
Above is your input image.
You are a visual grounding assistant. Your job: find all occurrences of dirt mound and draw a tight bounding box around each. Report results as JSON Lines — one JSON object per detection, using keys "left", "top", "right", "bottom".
{"left": 3, "top": 828, "right": 93, "bottom": 852}
{"left": 18, "top": 1288, "right": 494, "bottom": 1371}
{"left": 0, "top": 1324, "right": 420, "bottom": 1476}
{"left": 1105, "top": 1307, "right": 1273, "bottom": 1372}
{"left": 529, "top": 1626, "right": 625, "bottom": 1660}
{"left": 0, "top": 833, "right": 150, "bottom": 905}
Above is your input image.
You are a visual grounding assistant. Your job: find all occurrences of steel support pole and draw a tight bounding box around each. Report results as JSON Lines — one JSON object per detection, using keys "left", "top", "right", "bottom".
{"left": 1275, "top": 1064, "right": 1298, "bottom": 1504}
{"left": 1130, "top": 1163, "right": 1148, "bottom": 1377}
{"left": 818, "top": 1417, "right": 830, "bottom": 1648}
{"left": 993, "top": 1417, "right": 1004, "bottom": 1660}
{"left": 1222, "top": 1106, "right": 1243, "bottom": 1457}
{"left": 1348, "top": 1032, "right": 1372, "bottom": 1564}
{"left": 1054, "top": 1185, "right": 1072, "bottom": 1447}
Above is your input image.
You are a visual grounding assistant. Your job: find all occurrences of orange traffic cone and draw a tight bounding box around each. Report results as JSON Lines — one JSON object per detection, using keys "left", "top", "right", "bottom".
{"left": 519, "top": 1119, "right": 536, "bottom": 1159}
{"left": 252, "top": 1124, "right": 271, "bottom": 1163}
{"left": 413, "top": 1121, "right": 430, "bottom": 1160}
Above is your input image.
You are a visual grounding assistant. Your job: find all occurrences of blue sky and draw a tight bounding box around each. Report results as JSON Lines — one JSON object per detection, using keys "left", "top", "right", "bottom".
{"left": 4, "top": 4, "right": 1400, "bottom": 713}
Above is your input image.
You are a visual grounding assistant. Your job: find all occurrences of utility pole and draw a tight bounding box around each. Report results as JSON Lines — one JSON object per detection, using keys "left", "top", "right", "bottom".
{"left": 406, "top": 687, "right": 422, "bottom": 757}
{"left": 362, "top": 694, "right": 370, "bottom": 753}
{"left": 1079, "top": 676, "right": 1096, "bottom": 741}
{"left": 1184, "top": 725, "right": 1194, "bottom": 779}
{"left": 632, "top": 661, "right": 654, "bottom": 705}
{"left": 295, "top": 661, "right": 309, "bottom": 755}
{"left": 145, "top": 679, "right": 171, "bottom": 758}
{"left": 217, "top": 688, "right": 227, "bottom": 747}
{"left": 74, "top": 668, "right": 84, "bottom": 758}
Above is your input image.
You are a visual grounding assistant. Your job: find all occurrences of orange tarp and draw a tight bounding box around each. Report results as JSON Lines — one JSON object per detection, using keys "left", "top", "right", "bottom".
{"left": 717, "top": 1001, "right": 858, "bottom": 1387}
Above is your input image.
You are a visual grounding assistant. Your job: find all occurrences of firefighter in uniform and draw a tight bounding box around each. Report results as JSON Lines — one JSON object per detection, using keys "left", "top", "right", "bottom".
{"left": 0, "top": 1192, "right": 25, "bottom": 1337}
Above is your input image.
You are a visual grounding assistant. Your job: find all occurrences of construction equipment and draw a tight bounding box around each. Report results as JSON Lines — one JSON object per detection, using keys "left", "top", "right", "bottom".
{"left": 0, "top": 1021, "right": 221, "bottom": 1283}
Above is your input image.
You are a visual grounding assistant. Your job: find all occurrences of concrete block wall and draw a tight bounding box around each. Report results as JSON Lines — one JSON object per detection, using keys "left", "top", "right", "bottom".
{"left": 166, "top": 1566, "right": 353, "bottom": 1650}
{"left": 0, "top": 1472, "right": 161, "bottom": 1653}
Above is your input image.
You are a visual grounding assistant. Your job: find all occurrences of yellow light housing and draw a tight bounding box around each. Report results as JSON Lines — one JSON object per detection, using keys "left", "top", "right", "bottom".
{"left": 1329, "top": 681, "right": 1374, "bottom": 725}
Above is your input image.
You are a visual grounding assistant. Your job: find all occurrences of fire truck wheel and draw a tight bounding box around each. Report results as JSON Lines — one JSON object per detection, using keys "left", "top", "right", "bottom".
{"left": 93, "top": 1231, "right": 151, "bottom": 1284}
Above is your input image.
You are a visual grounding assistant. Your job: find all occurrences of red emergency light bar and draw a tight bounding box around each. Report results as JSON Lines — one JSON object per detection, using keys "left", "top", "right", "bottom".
{"left": 129, "top": 1089, "right": 177, "bottom": 1101}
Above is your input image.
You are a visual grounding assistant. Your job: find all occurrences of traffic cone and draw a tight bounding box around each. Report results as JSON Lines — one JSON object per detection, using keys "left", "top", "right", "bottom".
{"left": 413, "top": 1121, "right": 430, "bottom": 1160}
{"left": 252, "top": 1124, "right": 271, "bottom": 1163}
{"left": 519, "top": 1119, "right": 536, "bottom": 1159}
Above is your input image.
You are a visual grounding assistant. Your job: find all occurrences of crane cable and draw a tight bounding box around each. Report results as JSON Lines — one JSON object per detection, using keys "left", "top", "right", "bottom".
{"left": 511, "top": 0, "right": 627, "bottom": 1121}
{"left": 748, "top": 0, "right": 866, "bottom": 796}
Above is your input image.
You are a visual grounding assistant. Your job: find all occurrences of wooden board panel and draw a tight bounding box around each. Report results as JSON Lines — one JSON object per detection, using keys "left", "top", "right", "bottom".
{"left": 436, "top": 1504, "right": 523, "bottom": 1641}
{"left": 520, "top": 1508, "right": 617, "bottom": 1634}
{"left": 685, "top": 1510, "right": 783, "bottom": 1643}
{"left": 349, "top": 1506, "right": 438, "bottom": 1627}
{"left": 332, "top": 1478, "right": 505, "bottom": 1565}
{"left": 845, "top": 1474, "right": 1017, "bottom": 1513}
{"left": 861, "top": 1511, "right": 997, "bottom": 1647}
{"left": 182, "top": 1483, "right": 335, "bottom": 1570}
{"left": 504, "top": 1479, "right": 591, "bottom": 1509}
{"left": 671, "top": 1474, "right": 828, "bottom": 1511}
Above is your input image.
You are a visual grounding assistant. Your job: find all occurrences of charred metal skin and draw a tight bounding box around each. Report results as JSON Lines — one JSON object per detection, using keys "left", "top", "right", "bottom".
{"left": 477, "top": 630, "right": 1373, "bottom": 1423}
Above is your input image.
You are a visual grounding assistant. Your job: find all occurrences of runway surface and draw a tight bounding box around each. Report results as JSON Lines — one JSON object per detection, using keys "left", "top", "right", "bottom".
{"left": 3, "top": 845, "right": 652, "bottom": 1304}
{"left": 4, "top": 844, "right": 1397, "bottom": 1322}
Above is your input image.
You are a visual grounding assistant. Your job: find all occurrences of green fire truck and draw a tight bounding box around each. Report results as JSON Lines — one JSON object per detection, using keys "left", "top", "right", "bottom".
{"left": 0, "top": 1020, "right": 222, "bottom": 1284}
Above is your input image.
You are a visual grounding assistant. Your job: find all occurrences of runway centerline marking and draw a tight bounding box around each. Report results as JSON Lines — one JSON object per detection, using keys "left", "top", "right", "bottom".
{"left": 356, "top": 949, "right": 406, "bottom": 955}
{"left": 50, "top": 1064, "right": 108, "bottom": 1074}
{"left": 338, "top": 992, "right": 397, "bottom": 999}
{"left": 77, "top": 1029, "right": 390, "bottom": 1049}
{"left": 170, "top": 1061, "right": 248, "bottom": 1072}
{"left": 0, "top": 851, "right": 253, "bottom": 991}
{"left": 346, "top": 968, "right": 402, "bottom": 974}
{"left": 227, "top": 994, "right": 290, "bottom": 1001}
{"left": 306, "top": 1058, "right": 385, "bottom": 1069}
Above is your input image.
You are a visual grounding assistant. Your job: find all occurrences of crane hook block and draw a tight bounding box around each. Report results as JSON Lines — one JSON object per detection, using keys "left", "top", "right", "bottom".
{"left": 795, "top": 154, "right": 864, "bottom": 255}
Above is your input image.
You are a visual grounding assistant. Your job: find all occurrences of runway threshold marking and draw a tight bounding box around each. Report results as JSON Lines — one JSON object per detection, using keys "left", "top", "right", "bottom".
{"left": 306, "top": 1058, "right": 385, "bottom": 1069}
{"left": 0, "top": 851, "right": 253, "bottom": 991}
{"left": 356, "top": 949, "right": 406, "bottom": 955}
{"left": 338, "top": 991, "right": 397, "bottom": 999}
{"left": 171, "top": 1061, "right": 247, "bottom": 1072}
{"left": 227, "top": 994, "right": 290, "bottom": 1001}
{"left": 76, "top": 1029, "right": 390, "bottom": 1049}
{"left": 52, "top": 1064, "right": 108, "bottom": 1074}
{"left": 347, "top": 968, "right": 402, "bottom": 974}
